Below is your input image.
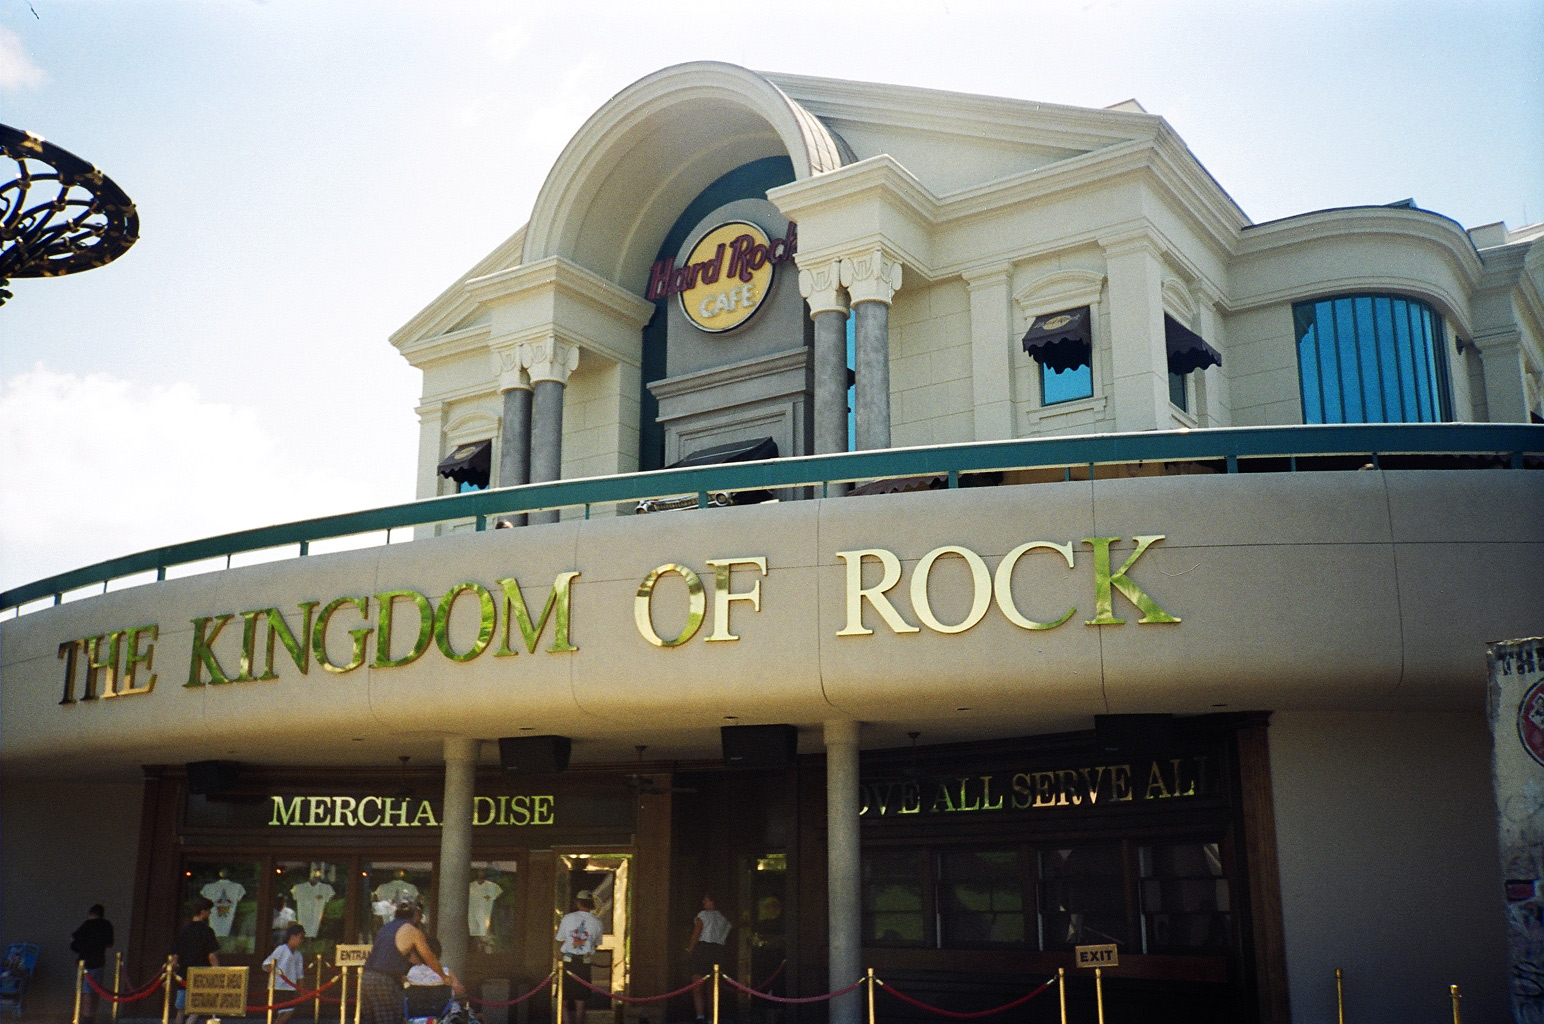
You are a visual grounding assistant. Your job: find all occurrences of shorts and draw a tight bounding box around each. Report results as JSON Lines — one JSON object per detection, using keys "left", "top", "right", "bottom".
{"left": 175, "top": 989, "right": 186, "bottom": 1011}
{"left": 689, "top": 942, "right": 726, "bottom": 978}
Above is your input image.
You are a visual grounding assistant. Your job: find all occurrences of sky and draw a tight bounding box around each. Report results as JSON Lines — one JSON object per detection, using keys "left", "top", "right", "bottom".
{"left": 1, "top": 0, "right": 1541, "bottom": 592}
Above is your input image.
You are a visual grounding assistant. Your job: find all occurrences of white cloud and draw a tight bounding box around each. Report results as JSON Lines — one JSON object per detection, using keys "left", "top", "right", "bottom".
{"left": 0, "top": 365, "right": 373, "bottom": 591}
{"left": 0, "top": 27, "right": 46, "bottom": 92}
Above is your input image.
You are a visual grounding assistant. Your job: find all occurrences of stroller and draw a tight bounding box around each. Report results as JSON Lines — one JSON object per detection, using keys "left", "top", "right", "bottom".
{"left": 0, "top": 943, "right": 40, "bottom": 1018}
{"left": 405, "top": 984, "right": 479, "bottom": 1024}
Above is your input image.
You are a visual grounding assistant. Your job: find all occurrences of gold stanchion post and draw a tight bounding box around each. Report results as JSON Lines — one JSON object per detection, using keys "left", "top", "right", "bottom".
{"left": 338, "top": 968, "right": 347, "bottom": 1024}
{"left": 1057, "top": 967, "right": 1067, "bottom": 1024}
{"left": 711, "top": 964, "right": 720, "bottom": 1024}
{"left": 161, "top": 958, "right": 172, "bottom": 1024}
{"left": 313, "top": 956, "right": 322, "bottom": 1024}
{"left": 1335, "top": 967, "right": 1344, "bottom": 1024}
{"left": 112, "top": 951, "right": 123, "bottom": 1024}
{"left": 353, "top": 968, "right": 362, "bottom": 1024}
{"left": 555, "top": 960, "right": 565, "bottom": 1024}
{"left": 1094, "top": 967, "right": 1105, "bottom": 1024}
{"left": 866, "top": 968, "right": 876, "bottom": 1024}
{"left": 267, "top": 954, "right": 277, "bottom": 1024}
{"left": 73, "top": 959, "right": 84, "bottom": 1024}
{"left": 1451, "top": 984, "right": 1462, "bottom": 1024}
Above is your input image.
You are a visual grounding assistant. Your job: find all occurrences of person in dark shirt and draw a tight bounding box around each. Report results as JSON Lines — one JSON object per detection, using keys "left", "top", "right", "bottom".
{"left": 71, "top": 904, "right": 114, "bottom": 1024}
{"left": 172, "top": 897, "right": 221, "bottom": 1024}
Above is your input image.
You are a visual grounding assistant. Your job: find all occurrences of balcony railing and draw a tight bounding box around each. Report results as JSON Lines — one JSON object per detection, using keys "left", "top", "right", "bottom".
{"left": 4, "top": 423, "right": 1540, "bottom": 614}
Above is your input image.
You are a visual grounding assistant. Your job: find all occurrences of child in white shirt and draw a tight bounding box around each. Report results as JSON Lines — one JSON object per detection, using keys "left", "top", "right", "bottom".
{"left": 262, "top": 925, "right": 307, "bottom": 1024}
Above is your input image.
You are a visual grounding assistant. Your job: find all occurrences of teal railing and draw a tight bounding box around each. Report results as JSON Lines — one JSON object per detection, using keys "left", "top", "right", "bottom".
{"left": 4, "top": 422, "right": 1540, "bottom": 613}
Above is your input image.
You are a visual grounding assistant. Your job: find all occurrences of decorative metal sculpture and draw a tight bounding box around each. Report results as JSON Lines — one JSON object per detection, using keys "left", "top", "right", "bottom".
{"left": 0, "top": 123, "right": 138, "bottom": 305}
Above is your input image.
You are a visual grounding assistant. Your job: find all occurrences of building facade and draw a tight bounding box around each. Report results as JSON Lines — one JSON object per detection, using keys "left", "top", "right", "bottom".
{"left": 4, "top": 63, "right": 1544, "bottom": 1024}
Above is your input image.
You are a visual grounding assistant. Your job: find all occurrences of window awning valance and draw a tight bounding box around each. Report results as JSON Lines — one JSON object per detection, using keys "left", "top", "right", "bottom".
{"left": 668, "top": 436, "right": 778, "bottom": 469}
{"left": 436, "top": 438, "right": 492, "bottom": 484}
{"left": 1021, "top": 306, "right": 1092, "bottom": 372}
{"left": 1165, "top": 315, "right": 1222, "bottom": 374}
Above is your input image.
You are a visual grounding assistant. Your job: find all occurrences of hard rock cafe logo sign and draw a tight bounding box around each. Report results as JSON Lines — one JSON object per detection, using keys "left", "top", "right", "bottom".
{"left": 646, "top": 220, "right": 797, "bottom": 333}
{"left": 1518, "top": 679, "right": 1544, "bottom": 768}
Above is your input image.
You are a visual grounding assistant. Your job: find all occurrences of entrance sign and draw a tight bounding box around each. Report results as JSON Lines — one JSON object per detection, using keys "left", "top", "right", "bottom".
{"left": 334, "top": 945, "right": 371, "bottom": 968}
{"left": 185, "top": 967, "right": 249, "bottom": 1015}
{"left": 1074, "top": 944, "right": 1118, "bottom": 968}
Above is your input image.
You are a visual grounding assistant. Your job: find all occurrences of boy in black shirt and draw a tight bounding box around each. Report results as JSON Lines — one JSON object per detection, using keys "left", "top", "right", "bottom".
{"left": 70, "top": 904, "right": 114, "bottom": 1024}
{"left": 172, "top": 897, "right": 220, "bottom": 1024}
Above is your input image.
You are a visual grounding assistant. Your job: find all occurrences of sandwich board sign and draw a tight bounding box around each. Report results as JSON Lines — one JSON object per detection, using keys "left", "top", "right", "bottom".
{"left": 186, "top": 967, "right": 249, "bottom": 1016}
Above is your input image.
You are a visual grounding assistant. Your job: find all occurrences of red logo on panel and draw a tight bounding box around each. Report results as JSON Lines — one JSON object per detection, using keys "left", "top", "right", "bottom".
{"left": 1517, "top": 680, "right": 1544, "bottom": 768}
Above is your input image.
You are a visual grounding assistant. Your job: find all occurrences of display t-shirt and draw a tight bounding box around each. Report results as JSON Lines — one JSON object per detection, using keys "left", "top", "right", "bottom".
{"left": 291, "top": 882, "right": 335, "bottom": 938}
{"left": 467, "top": 880, "right": 502, "bottom": 938}
{"left": 695, "top": 909, "right": 731, "bottom": 946}
{"left": 173, "top": 920, "right": 220, "bottom": 979}
{"left": 201, "top": 879, "right": 247, "bottom": 938}
{"left": 373, "top": 880, "right": 419, "bottom": 921}
{"left": 262, "top": 944, "right": 306, "bottom": 991}
{"left": 555, "top": 911, "right": 603, "bottom": 957}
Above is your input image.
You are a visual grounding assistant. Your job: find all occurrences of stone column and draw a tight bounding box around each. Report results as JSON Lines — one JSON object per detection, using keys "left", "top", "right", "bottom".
{"left": 492, "top": 347, "right": 532, "bottom": 526}
{"left": 963, "top": 264, "right": 1014, "bottom": 441}
{"left": 438, "top": 737, "right": 479, "bottom": 976}
{"left": 1474, "top": 330, "right": 1528, "bottom": 423}
{"left": 841, "top": 249, "right": 903, "bottom": 450}
{"left": 520, "top": 336, "right": 580, "bottom": 525}
{"left": 825, "top": 719, "right": 862, "bottom": 1024}
{"left": 799, "top": 260, "right": 851, "bottom": 456}
{"left": 1101, "top": 235, "right": 1170, "bottom": 433}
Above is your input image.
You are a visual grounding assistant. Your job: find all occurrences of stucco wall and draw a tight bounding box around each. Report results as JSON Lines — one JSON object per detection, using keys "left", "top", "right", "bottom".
{"left": 0, "top": 779, "right": 143, "bottom": 1018}
{"left": 889, "top": 280, "right": 975, "bottom": 446}
{"left": 1270, "top": 711, "right": 1508, "bottom": 1023}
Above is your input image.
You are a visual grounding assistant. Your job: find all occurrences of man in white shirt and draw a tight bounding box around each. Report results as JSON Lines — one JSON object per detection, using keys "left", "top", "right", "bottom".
{"left": 687, "top": 895, "right": 731, "bottom": 1023}
{"left": 554, "top": 892, "right": 605, "bottom": 1024}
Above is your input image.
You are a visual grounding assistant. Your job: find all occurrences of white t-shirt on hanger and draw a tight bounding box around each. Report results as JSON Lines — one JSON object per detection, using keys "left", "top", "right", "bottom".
{"left": 468, "top": 880, "right": 502, "bottom": 937}
{"left": 291, "top": 881, "right": 335, "bottom": 938}
{"left": 201, "top": 879, "right": 247, "bottom": 938}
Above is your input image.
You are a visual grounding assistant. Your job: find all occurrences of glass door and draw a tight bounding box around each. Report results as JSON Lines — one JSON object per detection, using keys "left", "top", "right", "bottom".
{"left": 554, "top": 853, "right": 631, "bottom": 1024}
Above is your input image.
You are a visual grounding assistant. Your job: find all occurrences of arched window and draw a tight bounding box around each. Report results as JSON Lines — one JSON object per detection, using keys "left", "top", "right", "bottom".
{"left": 1293, "top": 295, "right": 1452, "bottom": 423}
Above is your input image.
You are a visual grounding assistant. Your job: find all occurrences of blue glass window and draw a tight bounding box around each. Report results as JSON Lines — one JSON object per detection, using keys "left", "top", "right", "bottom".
{"left": 1294, "top": 294, "right": 1451, "bottom": 423}
{"left": 1042, "top": 362, "right": 1093, "bottom": 405}
{"left": 1169, "top": 371, "right": 1188, "bottom": 412}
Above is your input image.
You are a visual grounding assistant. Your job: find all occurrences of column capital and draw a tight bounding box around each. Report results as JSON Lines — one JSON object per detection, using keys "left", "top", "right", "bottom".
{"left": 1097, "top": 229, "right": 1162, "bottom": 262}
{"left": 798, "top": 260, "right": 848, "bottom": 316}
{"left": 960, "top": 262, "right": 1013, "bottom": 290}
{"left": 519, "top": 336, "right": 581, "bottom": 385}
{"left": 490, "top": 345, "right": 530, "bottom": 393}
{"left": 840, "top": 249, "right": 903, "bottom": 307}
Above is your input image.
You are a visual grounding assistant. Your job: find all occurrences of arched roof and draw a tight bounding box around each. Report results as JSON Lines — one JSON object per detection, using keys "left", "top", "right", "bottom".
{"left": 522, "top": 62, "right": 849, "bottom": 295}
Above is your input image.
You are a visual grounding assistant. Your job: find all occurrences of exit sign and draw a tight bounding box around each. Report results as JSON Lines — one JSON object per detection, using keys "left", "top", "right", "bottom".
{"left": 1074, "top": 943, "right": 1119, "bottom": 967}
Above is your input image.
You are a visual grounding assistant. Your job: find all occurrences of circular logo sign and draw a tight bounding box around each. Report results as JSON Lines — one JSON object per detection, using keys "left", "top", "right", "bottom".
{"left": 1041, "top": 314, "right": 1073, "bottom": 331}
{"left": 679, "top": 221, "right": 776, "bottom": 334}
{"left": 1519, "top": 680, "right": 1544, "bottom": 768}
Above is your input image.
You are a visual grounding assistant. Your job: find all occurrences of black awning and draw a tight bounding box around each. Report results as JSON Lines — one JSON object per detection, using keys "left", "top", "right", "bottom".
{"left": 668, "top": 436, "right": 778, "bottom": 469}
{"left": 1022, "top": 306, "right": 1092, "bottom": 372}
{"left": 436, "top": 438, "right": 492, "bottom": 485}
{"left": 848, "top": 474, "right": 945, "bottom": 496}
{"left": 1165, "top": 315, "right": 1222, "bottom": 374}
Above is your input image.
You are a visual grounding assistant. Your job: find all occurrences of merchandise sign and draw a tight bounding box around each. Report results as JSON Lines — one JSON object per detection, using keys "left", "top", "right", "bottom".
{"left": 334, "top": 945, "right": 371, "bottom": 968}
{"left": 1074, "top": 944, "right": 1118, "bottom": 968}
{"left": 185, "top": 967, "right": 248, "bottom": 1015}
{"left": 646, "top": 220, "right": 797, "bottom": 333}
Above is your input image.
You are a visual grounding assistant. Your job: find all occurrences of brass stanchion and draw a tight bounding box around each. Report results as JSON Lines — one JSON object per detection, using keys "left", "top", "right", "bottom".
{"left": 1094, "top": 967, "right": 1105, "bottom": 1024}
{"left": 865, "top": 968, "right": 876, "bottom": 1024}
{"left": 161, "top": 958, "right": 172, "bottom": 1024}
{"left": 1057, "top": 967, "right": 1067, "bottom": 1024}
{"left": 338, "top": 968, "right": 347, "bottom": 1024}
{"left": 711, "top": 963, "right": 720, "bottom": 1024}
{"left": 266, "top": 955, "right": 277, "bottom": 1024}
{"left": 73, "top": 959, "right": 85, "bottom": 1024}
{"left": 312, "top": 956, "right": 322, "bottom": 1024}
{"left": 1335, "top": 967, "right": 1344, "bottom": 1024}
{"left": 1451, "top": 984, "right": 1461, "bottom": 1024}
{"left": 112, "top": 952, "right": 123, "bottom": 1024}
{"left": 555, "top": 960, "right": 565, "bottom": 1024}
{"left": 353, "top": 968, "right": 362, "bottom": 1024}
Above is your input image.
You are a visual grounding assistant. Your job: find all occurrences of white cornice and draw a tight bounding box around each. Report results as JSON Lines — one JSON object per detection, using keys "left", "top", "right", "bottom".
{"left": 390, "top": 226, "right": 527, "bottom": 353}
{"left": 395, "top": 323, "right": 494, "bottom": 367}
{"left": 762, "top": 71, "right": 1161, "bottom": 153}
{"left": 465, "top": 255, "right": 654, "bottom": 329}
{"left": 768, "top": 154, "right": 939, "bottom": 225}
{"left": 1237, "top": 208, "right": 1483, "bottom": 280}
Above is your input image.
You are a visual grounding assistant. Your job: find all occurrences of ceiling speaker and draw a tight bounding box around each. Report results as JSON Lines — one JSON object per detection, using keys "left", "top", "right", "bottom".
{"left": 721, "top": 724, "right": 798, "bottom": 768}
{"left": 498, "top": 736, "right": 572, "bottom": 774}
{"left": 186, "top": 760, "right": 242, "bottom": 795}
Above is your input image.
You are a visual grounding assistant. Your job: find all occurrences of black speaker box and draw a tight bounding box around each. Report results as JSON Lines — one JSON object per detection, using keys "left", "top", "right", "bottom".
{"left": 1094, "top": 714, "right": 1174, "bottom": 758}
{"left": 186, "top": 760, "right": 242, "bottom": 795}
{"left": 499, "top": 735, "right": 572, "bottom": 774}
{"left": 721, "top": 724, "right": 798, "bottom": 768}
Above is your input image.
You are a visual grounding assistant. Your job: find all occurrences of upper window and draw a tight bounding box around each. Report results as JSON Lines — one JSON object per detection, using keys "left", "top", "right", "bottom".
{"left": 1293, "top": 295, "right": 1452, "bottom": 423}
{"left": 1024, "top": 306, "right": 1095, "bottom": 406}
{"left": 437, "top": 439, "right": 492, "bottom": 492}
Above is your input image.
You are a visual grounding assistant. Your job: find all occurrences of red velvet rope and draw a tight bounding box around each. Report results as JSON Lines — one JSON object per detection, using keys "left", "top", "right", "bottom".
{"left": 720, "top": 975, "right": 865, "bottom": 1005}
{"left": 467, "top": 972, "right": 553, "bottom": 1007}
{"left": 563, "top": 972, "right": 705, "bottom": 1004}
{"left": 83, "top": 972, "right": 164, "bottom": 1004}
{"left": 876, "top": 977, "right": 1056, "bottom": 1019}
{"left": 246, "top": 974, "right": 342, "bottom": 1012}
